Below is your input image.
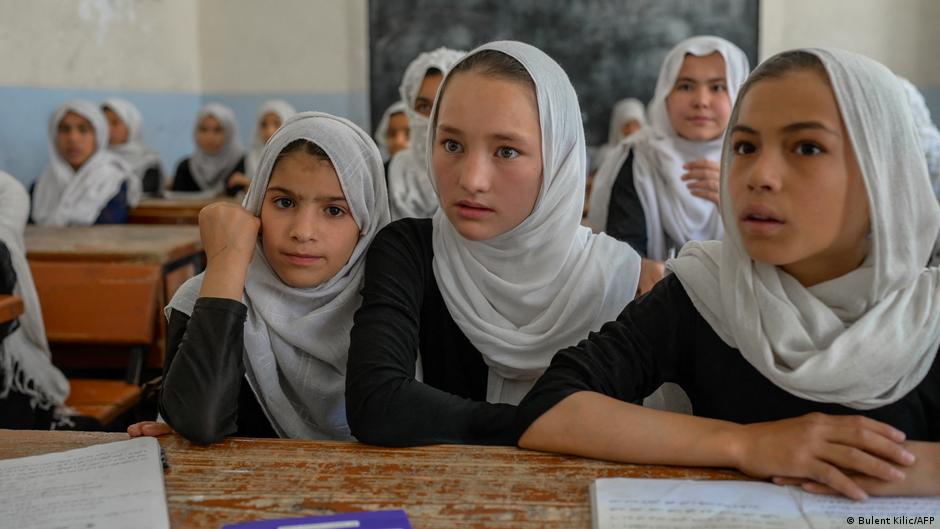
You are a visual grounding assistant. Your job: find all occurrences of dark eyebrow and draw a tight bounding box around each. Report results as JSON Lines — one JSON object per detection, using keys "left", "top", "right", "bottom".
{"left": 437, "top": 123, "right": 526, "bottom": 143}
{"left": 732, "top": 121, "right": 840, "bottom": 137}
{"left": 315, "top": 196, "right": 348, "bottom": 203}
{"left": 266, "top": 186, "right": 348, "bottom": 203}
{"left": 437, "top": 124, "right": 461, "bottom": 135}
{"left": 675, "top": 76, "right": 727, "bottom": 84}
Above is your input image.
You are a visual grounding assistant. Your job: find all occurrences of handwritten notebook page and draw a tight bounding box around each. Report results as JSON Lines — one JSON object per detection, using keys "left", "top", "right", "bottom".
{"left": 592, "top": 478, "right": 940, "bottom": 529}
{"left": 0, "top": 437, "right": 170, "bottom": 529}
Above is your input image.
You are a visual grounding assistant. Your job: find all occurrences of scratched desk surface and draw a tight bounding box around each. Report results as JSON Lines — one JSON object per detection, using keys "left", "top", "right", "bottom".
{"left": 0, "top": 430, "right": 744, "bottom": 528}
{"left": 24, "top": 225, "right": 202, "bottom": 264}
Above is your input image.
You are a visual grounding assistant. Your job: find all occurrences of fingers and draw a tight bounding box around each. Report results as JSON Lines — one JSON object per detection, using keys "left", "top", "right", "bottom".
{"left": 127, "top": 421, "right": 173, "bottom": 438}
{"left": 818, "top": 443, "right": 906, "bottom": 484}
{"left": 682, "top": 160, "right": 720, "bottom": 171}
{"left": 807, "top": 460, "right": 868, "bottom": 501}
{"left": 801, "top": 481, "right": 839, "bottom": 496}
{"left": 127, "top": 422, "right": 143, "bottom": 437}
{"left": 827, "top": 416, "right": 914, "bottom": 467}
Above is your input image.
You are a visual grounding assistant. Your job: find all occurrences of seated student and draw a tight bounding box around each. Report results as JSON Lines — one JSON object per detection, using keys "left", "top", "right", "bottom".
{"left": 130, "top": 112, "right": 389, "bottom": 444}
{"left": 102, "top": 98, "right": 164, "bottom": 194}
{"left": 897, "top": 77, "right": 940, "bottom": 198}
{"left": 345, "top": 41, "right": 643, "bottom": 447}
{"left": 236, "top": 99, "right": 297, "bottom": 191}
{"left": 172, "top": 103, "right": 246, "bottom": 197}
{"left": 588, "top": 37, "right": 750, "bottom": 269}
{"left": 590, "top": 97, "right": 646, "bottom": 175}
{"left": 0, "top": 171, "right": 70, "bottom": 429}
{"left": 374, "top": 101, "right": 410, "bottom": 170}
{"left": 516, "top": 49, "right": 940, "bottom": 500}
{"left": 387, "top": 47, "right": 465, "bottom": 220}
{"left": 31, "top": 100, "right": 138, "bottom": 226}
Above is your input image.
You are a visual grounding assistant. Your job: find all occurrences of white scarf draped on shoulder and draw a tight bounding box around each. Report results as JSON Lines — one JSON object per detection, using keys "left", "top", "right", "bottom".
{"left": 669, "top": 48, "right": 940, "bottom": 410}
{"left": 588, "top": 36, "right": 750, "bottom": 257}
{"left": 167, "top": 112, "right": 390, "bottom": 439}
{"left": 387, "top": 47, "right": 465, "bottom": 220}
{"left": 428, "top": 41, "right": 642, "bottom": 405}
{"left": 102, "top": 98, "right": 163, "bottom": 188}
{"left": 32, "top": 99, "right": 139, "bottom": 226}
{"left": 0, "top": 171, "right": 69, "bottom": 408}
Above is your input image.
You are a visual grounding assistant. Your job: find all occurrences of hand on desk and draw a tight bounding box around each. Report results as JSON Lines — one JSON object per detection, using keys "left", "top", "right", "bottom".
{"left": 197, "top": 202, "right": 260, "bottom": 300}
{"left": 681, "top": 159, "right": 720, "bottom": 206}
{"left": 127, "top": 421, "right": 174, "bottom": 437}
{"left": 732, "top": 413, "right": 916, "bottom": 501}
{"left": 772, "top": 441, "right": 940, "bottom": 497}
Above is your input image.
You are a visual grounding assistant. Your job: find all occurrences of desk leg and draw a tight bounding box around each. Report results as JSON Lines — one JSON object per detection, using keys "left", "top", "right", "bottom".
{"left": 126, "top": 346, "right": 145, "bottom": 385}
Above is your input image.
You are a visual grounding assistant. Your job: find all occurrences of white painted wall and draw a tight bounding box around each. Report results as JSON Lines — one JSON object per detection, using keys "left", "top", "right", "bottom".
{"left": 760, "top": 0, "right": 940, "bottom": 86}
{"left": 197, "top": 0, "right": 368, "bottom": 94}
{"left": 0, "top": 0, "right": 202, "bottom": 92}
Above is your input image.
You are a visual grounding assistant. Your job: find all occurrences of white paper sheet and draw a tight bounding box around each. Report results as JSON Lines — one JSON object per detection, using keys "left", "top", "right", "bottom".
{"left": 0, "top": 437, "right": 170, "bottom": 529}
{"left": 592, "top": 478, "right": 940, "bottom": 529}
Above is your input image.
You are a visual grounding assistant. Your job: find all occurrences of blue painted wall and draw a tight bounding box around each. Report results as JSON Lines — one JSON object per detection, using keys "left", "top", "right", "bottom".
{"left": 0, "top": 86, "right": 369, "bottom": 187}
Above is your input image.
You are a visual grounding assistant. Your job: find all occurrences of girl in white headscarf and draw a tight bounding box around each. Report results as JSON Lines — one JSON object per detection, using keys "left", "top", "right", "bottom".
{"left": 0, "top": 171, "right": 70, "bottom": 428}
{"left": 31, "top": 100, "right": 138, "bottom": 226}
{"left": 518, "top": 49, "right": 940, "bottom": 500}
{"left": 346, "top": 41, "right": 642, "bottom": 447}
{"left": 386, "top": 47, "right": 465, "bottom": 220}
{"left": 374, "top": 101, "right": 410, "bottom": 164}
{"left": 588, "top": 37, "right": 750, "bottom": 259}
{"left": 101, "top": 98, "right": 164, "bottom": 194}
{"left": 897, "top": 77, "right": 940, "bottom": 198}
{"left": 140, "top": 112, "right": 389, "bottom": 444}
{"left": 241, "top": 99, "right": 297, "bottom": 186}
{"left": 171, "top": 103, "right": 246, "bottom": 197}
{"left": 591, "top": 97, "right": 646, "bottom": 173}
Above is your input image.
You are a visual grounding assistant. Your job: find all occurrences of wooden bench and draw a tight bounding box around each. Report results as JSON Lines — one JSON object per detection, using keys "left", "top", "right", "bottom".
{"left": 64, "top": 378, "right": 143, "bottom": 426}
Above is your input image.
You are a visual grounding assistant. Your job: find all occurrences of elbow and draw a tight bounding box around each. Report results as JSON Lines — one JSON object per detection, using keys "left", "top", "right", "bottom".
{"left": 159, "top": 393, "right": 229, "bottom": 446}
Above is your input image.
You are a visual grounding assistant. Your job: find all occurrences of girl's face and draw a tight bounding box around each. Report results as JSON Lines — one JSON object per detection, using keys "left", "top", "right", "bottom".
{"left": 728, "top": 68, "right": 871, "bottom": 287}
{"left": 195, "top": 115, "right": 226, "bottom": 154}
{"left": 414, "top": 71, "right": 444, "bottom": 116}
{"left": 260, "top": 150, "right": 360, "bottom": 288}
{"left": 621, "top": 119, "right": 642, "bottom": 138}
{"left": 55, "top": 111, "right": 96, "bottom": 170}
{"left": 433, "top": 71, "right": 543, "bottom": 241}
{"left": 386, "top": 111, "right": 410, "bottom": 157}
{"left": 258, "top": 112, "right": 283, "bottom": 145}
{"left": 666, "top": 52, "right": 732, "bottom": 141}
{"left": 103, "top": 108, "right": 129, "bottom": 146}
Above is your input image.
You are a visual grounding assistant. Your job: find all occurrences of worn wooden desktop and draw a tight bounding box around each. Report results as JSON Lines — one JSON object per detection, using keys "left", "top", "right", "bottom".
{"left": 0, "top": 430, "right": 743, "bottom": 529}
{"left": 24, "top": 225, "right": 204, "bottom": 382}
{"left": 129, "top": 195, "right": 240, "bottom": 225}
{"left": 0, "top": 294, "right": 23, "bottom": 324}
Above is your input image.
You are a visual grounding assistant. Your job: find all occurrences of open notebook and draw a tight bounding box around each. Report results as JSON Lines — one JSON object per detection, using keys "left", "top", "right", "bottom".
{"left": 592, "top": 478, "right": 939, "bottom": 529}
{"left": 0, "top": 437, "right": 170, "bottom": 529}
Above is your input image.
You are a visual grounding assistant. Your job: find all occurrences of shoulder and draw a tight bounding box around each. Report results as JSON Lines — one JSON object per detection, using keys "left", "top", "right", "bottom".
{"left": 373, "top": 217, "right": 433, "bottom": 249}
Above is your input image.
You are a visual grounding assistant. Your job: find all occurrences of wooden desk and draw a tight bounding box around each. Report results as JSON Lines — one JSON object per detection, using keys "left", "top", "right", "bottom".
{"left": 129, "top": 196, "right": 240, "bottom": 225}
{"left": 0, "top": 430, "right": 743, "bottom": 529}
{"left": 0, "top": 295, "right": 23, "bottom": 324}
{"left": 24, "top": 225, "right": 204, "bottom": 382}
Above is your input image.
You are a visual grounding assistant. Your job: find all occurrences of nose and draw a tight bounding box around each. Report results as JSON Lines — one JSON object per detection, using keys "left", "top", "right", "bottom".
{"left": 288, "top": 206, "right": 320, "bottom": 242}
{"left": 458, "top": 150, "right": 493, "bottom": 195}
{"left": 744, "top": 149, "right": 783, "bottom": 193}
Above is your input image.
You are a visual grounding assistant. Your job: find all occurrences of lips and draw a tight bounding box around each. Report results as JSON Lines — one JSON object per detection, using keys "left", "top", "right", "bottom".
{"left": 456, "top": 199, "right": 494, "bottom": 220}
{"left": 282, "top": 252, "right": 323, "bottom": 265}
{"left": 739, "top": 205, "right": 785, "bottom": 236}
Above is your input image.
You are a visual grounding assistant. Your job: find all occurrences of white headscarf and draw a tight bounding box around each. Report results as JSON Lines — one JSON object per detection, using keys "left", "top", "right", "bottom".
{"left": 429, "top": 41, "right": 642, "bottom": 405}
{"left": 593, "top": 98, "right": 647, "bottom": 168}
{"left": 669, "top": 48, "right": 940, "bottom": 410}
{"left": 102, "top": 98, "right": 163, "bottom": 187}
{"left": 0, "top": 171, "right": 69, "bottom": 408}
{"left": 897, "top": 78, "right": 940, "bottom": 198}
{"left": 167, "top": 112, "right": 390, "bottom": 439}
{"left": 32, "top": 100, "right": 139, "bottom": 226}
{"left": 387, "top": 47, "right": 465, "bottom": 220}
{"left": 245, "top": 100, "right": 296, "bottom": 180}
{"left": 373, "top": 101, "right": 409, "bottom": 162}
{"left": 187, "top": 103, "right": 245, "bottom": 194}
{"left": 588, "top": 37, "right": 750, "bottom": 252}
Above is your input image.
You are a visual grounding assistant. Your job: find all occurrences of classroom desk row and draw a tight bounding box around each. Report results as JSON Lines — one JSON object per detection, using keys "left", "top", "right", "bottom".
{"left": 0, "top": 294, "right": 23, "bottom": 324}
{"left": 0, "top": 429, "right": 742, "bottom": 529}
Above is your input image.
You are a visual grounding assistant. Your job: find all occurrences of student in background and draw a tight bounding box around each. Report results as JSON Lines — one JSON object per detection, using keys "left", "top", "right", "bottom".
{"left": 0, "top": 171, "right": 70, "bottom": 429}
{"left": 898, "top": 77, "right": 940, "bottom": 198}
{"left": 517, "top": 49, "right": 940, "bottom": 500}
{"left": 387, "top": 47, "right": 465, "bottom": 220}
{"left": 346, "top": 41, "right": 642, "bottom": 447}
{"left": 588, "top": 37, "right": 749, "bottom": 264}
{"left": 172, "top": 103, "right": 246, "bottom": 196}
{"left": 32, "top": 100, "right": 138, "bottom": 226}
{"left": 374, "top": 101, "right": 410, "bottom": 168}
{"left": 130, "top": 112, "right": 389, "bottom": 444}
{"left": 590, "top": 98, "right": 646, "bottom": 174}
{"left": 239, "top": 99, "right": 297, "bottom": 189}
{"left": 101, "top": 98, "right": 164, "bottom": 194}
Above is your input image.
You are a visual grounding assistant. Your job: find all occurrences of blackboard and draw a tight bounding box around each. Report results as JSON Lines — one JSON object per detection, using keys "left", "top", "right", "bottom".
{"left": 369, "top": 0, "right": 759, "bottom": 146}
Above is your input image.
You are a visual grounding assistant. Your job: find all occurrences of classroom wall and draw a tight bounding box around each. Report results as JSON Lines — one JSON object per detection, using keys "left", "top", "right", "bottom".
{"left": 0, "top": 0, "right": 369, "bottom": 188}
{"left": 759, "top": 0, "right": 940, "bottom": 115}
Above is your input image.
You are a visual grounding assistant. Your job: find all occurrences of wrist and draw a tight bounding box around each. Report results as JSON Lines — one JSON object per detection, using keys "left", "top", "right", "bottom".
{"left": 198, "top": 261, "right": 249, "bottom": 301}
